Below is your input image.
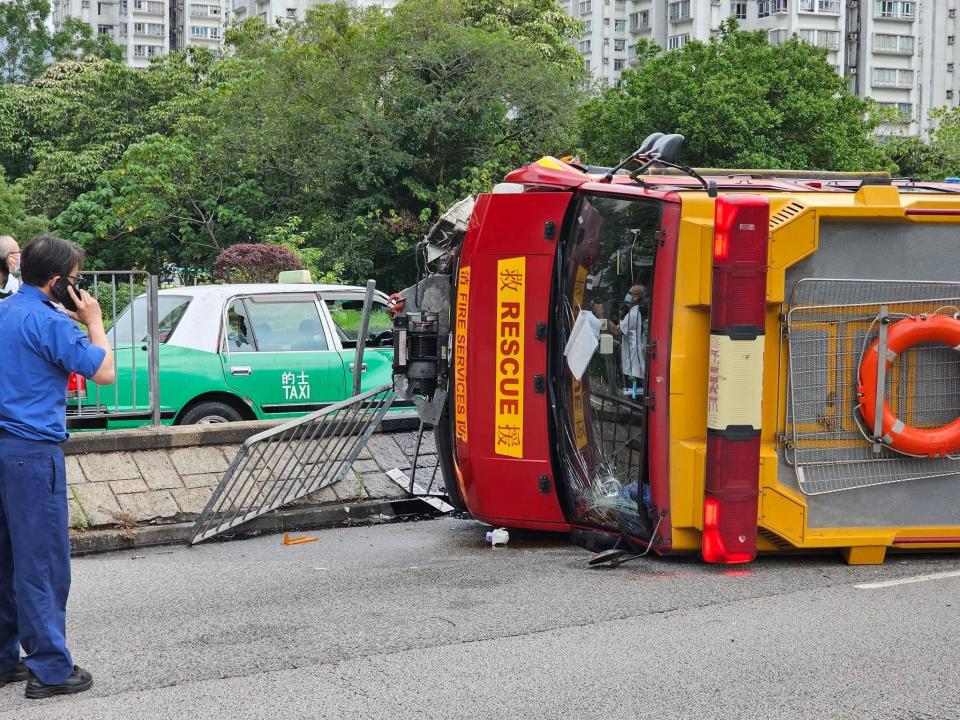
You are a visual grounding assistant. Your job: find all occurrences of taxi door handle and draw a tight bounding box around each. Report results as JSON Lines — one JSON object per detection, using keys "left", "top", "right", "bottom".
{"left": 349, "top": 362, "right": 367, "bottom": 373}
{"left": 230, "top": 366, "right": 252, "bottom": 376}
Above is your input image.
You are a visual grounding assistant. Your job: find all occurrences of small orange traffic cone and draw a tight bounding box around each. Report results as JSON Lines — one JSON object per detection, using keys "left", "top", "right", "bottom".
{"left": 282, "top": 532, "right": 318, "bottom": 546}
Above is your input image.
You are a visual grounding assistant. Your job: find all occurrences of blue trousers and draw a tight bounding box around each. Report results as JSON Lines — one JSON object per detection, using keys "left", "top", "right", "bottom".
{"left": 0, "top": 433, "right": 73, "bottom": 685}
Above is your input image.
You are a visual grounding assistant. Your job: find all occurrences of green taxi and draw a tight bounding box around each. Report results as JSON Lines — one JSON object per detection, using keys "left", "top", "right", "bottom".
{"left": 70, "top": 283, "right": 396, "bottom": 429}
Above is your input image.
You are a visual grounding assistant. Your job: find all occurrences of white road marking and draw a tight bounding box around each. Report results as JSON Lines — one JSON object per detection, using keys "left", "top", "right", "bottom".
{"left": 855, "top": 569, "right": 960, "bottom": 589}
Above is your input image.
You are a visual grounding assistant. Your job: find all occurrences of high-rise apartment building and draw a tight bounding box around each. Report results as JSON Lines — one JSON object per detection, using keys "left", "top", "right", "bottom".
{"left": 51, "top": 0, "right": 394, "bottom": 69}
{"left": 51, "top": 0, "right": 172, "bottom": 69}
{"left": 226, "top": 0, "right": 397, "bottom": 29}
{"left": 575, "top": 0, "right": 958, "bottom": 137}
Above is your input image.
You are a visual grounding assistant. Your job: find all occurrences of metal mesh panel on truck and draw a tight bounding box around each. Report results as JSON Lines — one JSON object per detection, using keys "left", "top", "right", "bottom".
{"left": 786, "top": 279, "right": 960, "bottom": 495}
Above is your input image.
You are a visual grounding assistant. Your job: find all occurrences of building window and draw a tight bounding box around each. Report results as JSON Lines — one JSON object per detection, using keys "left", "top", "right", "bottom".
{"left": 880, "top": 102, "right": 912, "bottom": 122}
{"left": 768, "top": 29, "right": 788, "bottom": 45}
{"left": 614, "top": 39, "right": 625, "bottom": 51}
{"left": 579, "top": 0, "right": 591, "bottom": 15}
{"left": 614, "top": 59, "right": 625, "bottom": 70}
{"left": 286, "top": 7, "right": 296, "bottom": 17}
{"left": 801, "top": 0, "right": 840, "bottom": 11}
{"left": 730, "top": 1, "right": 747, "bottom": 19}
{"left": 630, "top": 10, "right": 649, "bottom": 30}
{"left": 614, "top": 19, "right": 626, "bottom": 31}
{"left": 614, "top": 0, "right": 625, "bottom": 10}
{"left": 875, "top": 1, "right": 915, "bottom": 20}
{"left": 97, "top": 24, "right": 113, "bottom": 34}
{"left": 578, "top": 39, "right": 591, "bottom": 53}
{"left": 873, "top": 33, "right": 914, "bottom": 55}
{"left": 872, "top": 67, "right": 914, "bottom": 88}
{"left": 668, "top": 0, "right": 691, "bottom": 21}
{"left": 584, "top": 58, "right": 591, "bottom": 71}
{"left": 758, "top": 0, "right": 770, "bottom": 18}
{"left": 667, "top": 33, "right": 689, "bottom": 50}
{"left": 798, "top": 29, "right": 840, "bottom": 49}
{"left": 773, "top": 0, "right": 788, "bottom": 12}
{"left": 133, "top": 44, "right": 146, "bottom": 56}
{"left": 584, "top": 18, "right": 591, "bottom": 31}
{"left": 191, "top": 25, "right": 221, "bottom": 38}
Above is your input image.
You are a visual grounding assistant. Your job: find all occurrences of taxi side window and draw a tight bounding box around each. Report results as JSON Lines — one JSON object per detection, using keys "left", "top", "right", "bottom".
{"left": 244, "top": 296, "right": 329, "bottom": 352}
{"left": 224, "top": 299, "right": 256, "bottom": 352}
{"left": 325, "top": 299, "right": 393, "bottom": 347}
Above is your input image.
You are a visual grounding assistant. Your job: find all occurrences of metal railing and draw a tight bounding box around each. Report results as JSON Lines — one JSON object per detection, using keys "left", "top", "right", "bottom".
{"left": 67, "top": 271, "right": 161, "bottom": 427}
{"left": 188, "top": 384, "right": 395, "bottom": 544}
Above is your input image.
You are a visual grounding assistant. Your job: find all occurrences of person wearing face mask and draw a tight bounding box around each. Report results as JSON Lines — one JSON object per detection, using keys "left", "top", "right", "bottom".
{"left": 0, "top": 236, "right": 20, "bottom": 297}
{"left": 0, "top": 235, "right": 115, "bottom": 700}
{"left": 612, "top": 283, "right": 646, "bottom": 399}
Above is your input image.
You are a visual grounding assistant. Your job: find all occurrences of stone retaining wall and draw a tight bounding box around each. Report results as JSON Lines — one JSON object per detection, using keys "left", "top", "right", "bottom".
{"left": 63, "top": 417, "right": 436, "bottom": 532}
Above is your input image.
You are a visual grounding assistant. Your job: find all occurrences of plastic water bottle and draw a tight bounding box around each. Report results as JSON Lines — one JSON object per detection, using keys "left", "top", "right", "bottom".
{"left": 485, "top": 528, "right": 509, "bottom": 546}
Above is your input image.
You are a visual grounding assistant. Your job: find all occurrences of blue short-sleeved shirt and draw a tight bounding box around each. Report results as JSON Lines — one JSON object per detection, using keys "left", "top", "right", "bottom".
{"left": 0, "top": 284, "right": 106, "bottom": 442}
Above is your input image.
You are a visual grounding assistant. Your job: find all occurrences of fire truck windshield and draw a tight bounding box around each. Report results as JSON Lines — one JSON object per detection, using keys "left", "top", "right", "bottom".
{"left": 555, "top": 194, "right": 662, "bottom": 540}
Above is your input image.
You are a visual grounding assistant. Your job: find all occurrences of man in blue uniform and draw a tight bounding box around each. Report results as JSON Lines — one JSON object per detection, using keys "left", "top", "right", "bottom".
{"left": 0, "top": 235, "right": 115, "bottom": 699}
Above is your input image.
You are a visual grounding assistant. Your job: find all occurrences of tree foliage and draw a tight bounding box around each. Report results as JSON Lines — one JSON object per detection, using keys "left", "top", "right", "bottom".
{"left": 213, "top": 243, "right": 304, "bottom": 283}
{"left": 49, "top": 0, "right": 580, "bottom": 286}
{"left": 575, "top": 21, "right": 892, "bottom": 171}
{"left": 884, "top": 107, "right": 960, "bottom": 180}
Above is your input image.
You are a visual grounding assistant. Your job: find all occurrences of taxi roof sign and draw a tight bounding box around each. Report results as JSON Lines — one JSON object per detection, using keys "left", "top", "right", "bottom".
{"left": 278, "top": 269, "right": 313, "bottom": 284}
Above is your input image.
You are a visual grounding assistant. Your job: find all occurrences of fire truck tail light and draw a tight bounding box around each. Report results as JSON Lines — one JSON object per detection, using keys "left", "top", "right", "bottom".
{"left": 67, "top": 372, "right": 87, "bottom": 400}
{"left": 702, "top": 432, "right": 761, "bottom": 564}
{"left": 703, "top": 194, "right": 769, "bottom": 565}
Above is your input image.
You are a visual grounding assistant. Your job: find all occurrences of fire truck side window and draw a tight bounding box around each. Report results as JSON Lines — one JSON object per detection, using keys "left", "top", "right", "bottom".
{"left": 556, "top": 194, "right": 662, "bottom": 540}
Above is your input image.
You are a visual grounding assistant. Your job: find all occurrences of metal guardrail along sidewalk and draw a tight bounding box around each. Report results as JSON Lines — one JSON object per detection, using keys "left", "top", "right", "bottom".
{"left": 188, "top": 384, "right": 394, "bottom": 544}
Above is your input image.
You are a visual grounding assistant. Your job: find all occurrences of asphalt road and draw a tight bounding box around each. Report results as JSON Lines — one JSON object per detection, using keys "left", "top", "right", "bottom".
{"left": 1, "top": 517, "right": 959, "bottom": 719}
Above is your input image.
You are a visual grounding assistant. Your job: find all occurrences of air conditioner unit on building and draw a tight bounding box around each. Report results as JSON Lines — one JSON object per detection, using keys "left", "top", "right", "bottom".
{"left": 847, "top": 32, "right": 858, "bottom": 42}
{"left": 848, "top": 66, "right": 857, "bottom": 74}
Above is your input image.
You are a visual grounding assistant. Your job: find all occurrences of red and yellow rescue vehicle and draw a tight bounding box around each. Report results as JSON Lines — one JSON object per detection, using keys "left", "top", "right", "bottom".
{"left": 392, "top": 133, "right": 960, "bottom": 565}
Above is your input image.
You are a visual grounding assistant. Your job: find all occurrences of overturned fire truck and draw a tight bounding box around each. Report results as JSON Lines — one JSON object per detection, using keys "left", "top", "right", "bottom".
{"left": 390, "top": 133, "right": 960, "bottom": 566}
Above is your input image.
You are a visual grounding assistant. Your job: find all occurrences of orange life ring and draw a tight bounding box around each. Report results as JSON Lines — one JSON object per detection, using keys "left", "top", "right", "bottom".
{"left": 857, "top": 314, "right": 960, "bottom": 458}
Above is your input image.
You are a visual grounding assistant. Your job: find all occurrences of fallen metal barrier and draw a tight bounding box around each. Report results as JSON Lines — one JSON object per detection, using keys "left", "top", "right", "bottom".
{"left": 188, "top": 384, "right": 394, "bottom": 544}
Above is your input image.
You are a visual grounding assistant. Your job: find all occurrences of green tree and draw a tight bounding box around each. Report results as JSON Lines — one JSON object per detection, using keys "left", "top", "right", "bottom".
{"left": 0, "top": 169, "right": 46, "bottom": 239}
{"left": 885, "top": 107, "right": 960, "bottom": 179}
{"left": 0, "top": 0, "right": 121, "bottom": 83}
{"left": 54, "top": 133, "right": 266, "bottom": 271}
{"left": 461, "top": 0, "right": 585, "bottom": 80}
{"left": 179, "top": 0, "right": 580, "bottom": 287}
{"left": 576, "top": 20, "right": 892, "bottom": 171}
{"left": 1, "top": 51, "right": 211, "bottom": 218}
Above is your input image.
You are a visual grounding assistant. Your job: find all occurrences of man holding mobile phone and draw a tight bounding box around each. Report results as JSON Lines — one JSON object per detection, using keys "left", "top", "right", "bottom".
{"left": 0, "top": 235, "right": 115, "bottom": 700}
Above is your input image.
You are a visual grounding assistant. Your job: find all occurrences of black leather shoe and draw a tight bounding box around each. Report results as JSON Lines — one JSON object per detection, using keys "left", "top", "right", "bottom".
{"left": 0, "top": 661, "right": 29, "bottom": 687}
{"left": 25, "top": 665, "right": 93, "bottom": 699}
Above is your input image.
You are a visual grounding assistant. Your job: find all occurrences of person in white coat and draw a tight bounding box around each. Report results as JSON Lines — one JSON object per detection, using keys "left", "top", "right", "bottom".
{"left": 617, "top": 284, "right": 646, "bottom": 396}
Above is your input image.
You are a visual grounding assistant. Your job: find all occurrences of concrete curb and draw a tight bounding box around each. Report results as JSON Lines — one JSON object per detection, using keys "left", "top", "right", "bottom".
{"left": 64, "top": 412, "right": 421, "bottom": 455}
{"left": 69, "top": 497, "right": 440, "bottom": 556}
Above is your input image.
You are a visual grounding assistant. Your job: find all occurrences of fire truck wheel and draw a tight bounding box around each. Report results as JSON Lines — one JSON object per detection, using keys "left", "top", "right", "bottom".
{"left": 179, "top": 401, "right": 244, "bottom": 425}
{"left": 434, "top": 407, "right": 467, "bottom": 511}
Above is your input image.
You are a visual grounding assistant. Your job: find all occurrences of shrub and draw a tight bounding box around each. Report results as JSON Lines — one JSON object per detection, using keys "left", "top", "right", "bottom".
{"left": 212, "top": 243, "right": 304, "bottom": 284}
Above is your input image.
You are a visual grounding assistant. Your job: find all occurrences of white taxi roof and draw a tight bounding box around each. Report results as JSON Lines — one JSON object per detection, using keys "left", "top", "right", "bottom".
{"left": 162, "top": 283, "right": 390, "bottom": 353}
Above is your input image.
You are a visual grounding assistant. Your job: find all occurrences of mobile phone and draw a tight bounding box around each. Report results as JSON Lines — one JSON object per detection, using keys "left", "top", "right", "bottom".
{"left": 52, "top": 276, "right": 86, "bottom": 312}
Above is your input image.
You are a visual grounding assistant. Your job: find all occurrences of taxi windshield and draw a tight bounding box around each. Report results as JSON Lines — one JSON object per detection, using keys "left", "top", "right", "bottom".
{"left": 109, "top": 295, "right": 191, "bottom": 346}
{"left": 555, "top": 194, "right": 662, "bottom": 539}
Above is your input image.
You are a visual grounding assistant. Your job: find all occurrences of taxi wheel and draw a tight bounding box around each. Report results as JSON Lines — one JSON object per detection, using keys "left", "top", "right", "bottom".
{"left": 179, "top": 401, "right": 244, "bottom": 425}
